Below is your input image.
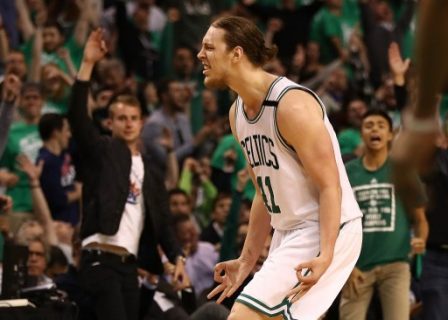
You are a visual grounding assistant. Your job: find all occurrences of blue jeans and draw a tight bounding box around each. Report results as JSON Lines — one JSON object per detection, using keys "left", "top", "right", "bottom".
{"left": 421, "top": 249, "right": 448, "bottom": 320}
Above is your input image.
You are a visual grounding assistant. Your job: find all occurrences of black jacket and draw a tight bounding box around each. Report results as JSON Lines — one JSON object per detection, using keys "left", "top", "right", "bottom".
{"left": 68, "top": 80, "right": 181, "bottom": 274}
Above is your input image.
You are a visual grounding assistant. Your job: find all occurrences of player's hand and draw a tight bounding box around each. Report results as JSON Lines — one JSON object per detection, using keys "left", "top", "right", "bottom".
{"left": 207, "top": 258, "right": 253, "bottom": 304}
{"left": 287, "top": 255, "right": 332, "bottom": 303}
{"left": 342, "top": 267, "right": 366, "bottom": 299}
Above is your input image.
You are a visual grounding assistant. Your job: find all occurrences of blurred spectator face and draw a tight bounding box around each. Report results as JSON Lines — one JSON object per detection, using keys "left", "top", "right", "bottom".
{"left": 199, "top": 156, "right": 212, "bottom": 178}
{"left": 20, "top": 87, "right": 43, "bottom": 120}
{"left": 41, "top": 64, "right": 64, "bottom": 96}
{"left": 254, "top": 234, "right": 272, "bottom": 273}
{"left": 176, "top": 219, "right": 199, "bottom": 255}
{"left": 163, "top": 81, "right": 185, "bottom": 112}
{"left": 174, "top": 48, "right": 195, "bottom": 78}
{"left": 347, "top": 99, "right": 368, "bottom": 128}
{"left": 237, "top": 223, "right": 248, "bottom": 246}
{"left": 53, "top": 221, "right": 74, "bottom": 245}
{"left": 143, "top": 82, "right": 158, "bottom": 106}
{"left": 326, "top": 0, "right": 343, "bottom": 10}
{"left": 264, "top": 58, "right": 286, "bottom": 76}
{"left": 15, "top": 221, "right": 44, "bottom": 245}
{"left": 27, "top": 0, "right": 45, "bottom": 11}
{"left": 169, "top": 193, "right": 191, "bottom": 216}
{"left": 282, "top": 0, "right": 295, "bottom": 10}
{"left": 306, "top": 43, "right": 320, "bottom": 64}
{"left": 382, "top": 77, "right": 396, "bottom": 107}
{"left": 133, "top": 3, "right": 150, "bottom": 31}
{"left": 5, "top": 52, "right": 27, "bottom": 79}
{"left": 109, "top": 103, "right": 143, "bottom": 144}
{"left": 27, "top": 240, "right": 47, "bottom": 277}
{"left": 99, "top": 59, "right": 126, "bottom": 91}
{"left": 212, "top": 195, "right": 231, "bottom": 226}
{"left": 95, "top": 89, "right": 114, "bottom": 109}
{"left": 361, "top": 115, "right": 393, "bottom": 152}
{"left": 43, "top": 27, "right": 64, "bottom": 53}
{"left": 328, "top": 68, "right": 348, "bottom": 92}
{"left": 53, "top": 119, "right": 72, "bottom": 150}
{"left": 202, "top": 89, "right": 218, "bottom": 115}
{"left": 375, "top": 2, "right": 393, "bottom": 23}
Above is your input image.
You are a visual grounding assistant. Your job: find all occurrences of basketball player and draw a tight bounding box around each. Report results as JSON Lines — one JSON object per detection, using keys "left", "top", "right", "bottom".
{"left": 198, "top": 16, "right": 362, "bottom": 320}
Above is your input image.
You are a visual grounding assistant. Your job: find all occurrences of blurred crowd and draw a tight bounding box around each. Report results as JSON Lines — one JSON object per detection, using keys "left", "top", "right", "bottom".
{"left": 0, "top": 0, "right": 447, "bottom": 319}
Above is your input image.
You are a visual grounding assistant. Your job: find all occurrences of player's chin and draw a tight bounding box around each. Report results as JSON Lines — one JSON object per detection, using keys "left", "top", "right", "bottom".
{"left": 204, "top": 76, "right": 226, "bottom": 90}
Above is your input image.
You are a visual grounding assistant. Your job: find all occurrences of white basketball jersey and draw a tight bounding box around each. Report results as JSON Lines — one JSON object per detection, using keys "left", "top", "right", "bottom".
{"left": 235, "top": 77, "right": 362, "bottom": 230}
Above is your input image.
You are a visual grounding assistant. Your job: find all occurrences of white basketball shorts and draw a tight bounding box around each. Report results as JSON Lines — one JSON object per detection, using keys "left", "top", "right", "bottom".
{"left": 235, "top": 218, "right": 362, "bottom": 320}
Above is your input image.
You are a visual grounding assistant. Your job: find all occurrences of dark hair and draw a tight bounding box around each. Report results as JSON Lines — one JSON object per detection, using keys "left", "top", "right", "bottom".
{"left": 172, "top": 214, "right": 192, "bottom": 229}
{"left": 212, "top": 192, "right": 231, "bottom": 211}
{"left": 362, "top": 109, "right": 393, "bottom": 131}
{"left": 21, "top": 82, "right": 42, "bottom": 96}
{"left": 156, "top": 78, "right": 177, "bottom": 101}
{"left": 43, "top": 21, "right": 64, "bottom": 36}
{"left": 47, "top": 245, "right": 68, "bottom": 269}
{"left": 212, "top": 16, "right": 277, "bottom": 67}
{"left": 108, "top": 94, "right": 142, "bottom": 118}
{"left": 168, "top": 188, "right": 190, "bottom": 200}
{"left": 39, "top": 113, "right": 65, "bottom": 141}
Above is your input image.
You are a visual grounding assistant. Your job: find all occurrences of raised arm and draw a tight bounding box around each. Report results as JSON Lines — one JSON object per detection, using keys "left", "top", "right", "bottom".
{"left": 0, "top": 74, "right": 21, "bottom": 158}
{"left": 278, "top": 90, "right": 341, "bottom": 301}
{"left": 15, "top": 0, "right": 35, "bottom": 42}
{"left": 0, "top": 18, "right": 9, "bottom": 64}
{"left": 73, "top": 0, "right": 91, "bottom": 48}
{"left": 68, "top": 29, "right": 107, "bottom": 156}
{"left": 17, "top": 155, "right": 58, "bottom": 246}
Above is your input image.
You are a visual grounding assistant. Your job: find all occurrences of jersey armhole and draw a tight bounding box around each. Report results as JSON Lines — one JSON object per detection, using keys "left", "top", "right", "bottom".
{"left": 274, "top": 86, "right": 326, "bottom": 154}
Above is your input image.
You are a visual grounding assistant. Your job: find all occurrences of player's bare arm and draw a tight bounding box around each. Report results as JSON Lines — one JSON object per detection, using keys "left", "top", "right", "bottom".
{"left": 277, "top": 90, "right": 342, "bottom": 301}
{"left": 207, "top": 102, "right": 272, "bottom": 304}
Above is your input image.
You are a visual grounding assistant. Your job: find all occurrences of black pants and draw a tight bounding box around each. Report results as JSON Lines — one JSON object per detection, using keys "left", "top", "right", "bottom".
{"left": 79, "top": 250, "right": 139, "bottom": 320}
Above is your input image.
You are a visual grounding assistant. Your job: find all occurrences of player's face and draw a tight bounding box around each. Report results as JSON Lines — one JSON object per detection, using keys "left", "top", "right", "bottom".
{"left": 109, "top": 103, "right": 143, "bottom": 144}
{"left": 197, "top": 26, "right": 232, "bottom": 89}
{"left": 361, "top": 115, "right": 393, "bottom": 151}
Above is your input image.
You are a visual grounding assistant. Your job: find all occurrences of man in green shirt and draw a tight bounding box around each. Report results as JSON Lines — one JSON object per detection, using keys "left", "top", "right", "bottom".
{"left": 310, "top": 0, "right": 346, "bottom": 64}
{"left": 0, "top": 83, "right": 43, "bottom": 232}
{"left": 340, "top": 109, "right": 428, "bottom": 320}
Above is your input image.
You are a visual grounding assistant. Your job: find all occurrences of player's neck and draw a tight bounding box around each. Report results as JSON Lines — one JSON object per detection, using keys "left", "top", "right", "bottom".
{"left": 362, "top": 148, "right": 389, "bottom": 171}
{"left": 229, "top": 69, "right": 277, "bottom": 112}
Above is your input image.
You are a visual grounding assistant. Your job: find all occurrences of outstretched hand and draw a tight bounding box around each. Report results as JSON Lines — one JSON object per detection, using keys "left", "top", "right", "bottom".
{"left": 2, "top": 74, "right": 22, "bottom": 104}
{"left": 287, "top": 256, "right": 331, "bottom": 303}
{"left": 207, "top": 258, "right": 253, "bottom": 304}
{"left": 388, "top": 42, "right": 410, "bottom": 77}
{"left": 83, "top": 29, "right": 108, "bottom": 64}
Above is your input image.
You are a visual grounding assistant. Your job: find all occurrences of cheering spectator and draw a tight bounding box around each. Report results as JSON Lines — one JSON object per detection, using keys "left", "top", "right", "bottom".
{"left": 36, "top": 113, "right": 80, "bottom": 226}
{"left": 68, "top": 30, "right": 187, "bottom": 320}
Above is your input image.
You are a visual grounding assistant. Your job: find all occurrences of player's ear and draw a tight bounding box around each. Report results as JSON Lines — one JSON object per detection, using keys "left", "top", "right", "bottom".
{"left": 232, "top": 46, "right": 243, "bottom": 63}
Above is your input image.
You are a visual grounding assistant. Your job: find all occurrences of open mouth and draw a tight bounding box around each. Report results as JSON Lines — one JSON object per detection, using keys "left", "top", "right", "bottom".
{"left": 369, "top": 135, "right": 382, "bottom": 143}
{"left": 202, "top": 64, "right": 210, "bottom": 74}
